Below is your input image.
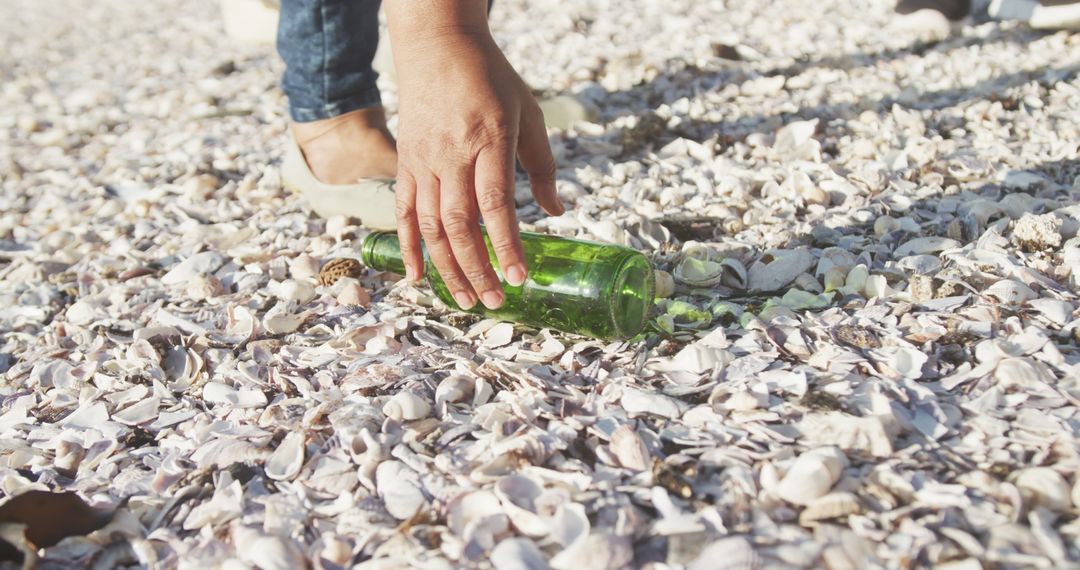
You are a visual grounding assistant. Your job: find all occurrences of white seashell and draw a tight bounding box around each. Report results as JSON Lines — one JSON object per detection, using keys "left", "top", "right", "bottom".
{"left": 274, "top": 279, "right": 316, "bottom": 303}
{"left": 844, "top": 264, "right": 869, "bottom": 293}
{"left": 621, "top": 387, "right": 687, "bottom": 419}
{"left": 654, "top": 270, "right": 675, "bottom": 298}
{"left": 724, "top": 390, "right": 761, "bottom": 412}
{"left": 494, "top": 474, "right": 549, "bottom": 537}
{"left": 1013, "top": 468, "right": 1071, "bottom": 512}
{"left": 491, "top": 538, "right": 549, "bottom": 570}
{"left": 265, "top": 431, "right": 306, "bottom": 481}
{"left": 609, "top": 424, "right": 650, "bottom": 471}
{"left": 187, "top": 275, "right": 225, "bottom": 300}
{"left": 673, "top": 244, "right": 725, "bottom": 287}
{"left": 161, "top": 251, "right": 225, "bottom": 285}
{"left": 870, "top": 346, "right": 928, "bottom": 380}
{"left": 998, "top": 191, "right": 1047, "bottom": 219}
{"left": 775, "top": 447, "right": 847, "bottom": 506}
{"left": 483, "top": 322, "right": 515, "bottom": 348}
{"left": 771, "top": 119, "right": 820, "bottom": 162}
{"left": 798, "top": 491, "right": 862, "bottom": 525}
{"left": 748, "top": 248, "right": 814, "bottom": 292}
{"left": 800, "top": 413, "right": 894, "bottom": 457}
{"left": 984, "top": 280, "right": 1037, "bottom": 307}
{"left": 435, "top": 375, "right": 474, "bottom": 407}
{"left": 447, "top": 490, "right": 503, "bottom": 536}
{"left": 288, "top": 254, "right": 320, "bottom": 280}
{"left": 874, "top": 215, "right": 901, "bottom": 237}
{"left": 61, "top": 402, "right": 109, "bottom": 429}
{"left": 235, "top": 526, "right": 307, "bottom": 570}
{"left": 894, "top": 237, "right": 960, "bottom": 257}
{"left": 54, "top": 440, "right": 86, "bottom": 474}
{"left": 896, "top": 254, "right": 941, "bottom": 275}
{"left": 184, "top": 478, "right": 243, "bottom": 529}
{"left": 113, "top": 397, "right": 161, "bottom": 426}
{"left": 1025, "top": 298, "right": 1074, "bottom": 327}
{"left": 382, "top": 391, "right": 432, "bottom": 421}
{"left": 375, "top": 460, "right": 428, "bottom": 520}
{"left": 336, "top": 280, "right": 370, "bottom": 306}
{"left": 263, "top": 311, "right": 309, "bottom": 334}
{"left": 687, "top": 536, "right": 758, "bottom": 570}
{"left": 203, "top": 382, "right": 239, "bottom": 405}
{"left": 65, "top": 299, "right": 99, "bottom": 326}
{"left": 863, "top": 274, "right": 891, "bottom": 299}
{"left": 1073, "top": 473, "right": 1080, "bottom": 510}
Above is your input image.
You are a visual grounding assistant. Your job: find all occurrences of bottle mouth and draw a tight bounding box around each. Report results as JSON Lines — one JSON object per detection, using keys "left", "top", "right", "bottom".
{"left": 609, "top": 253, "right": 655, "bottom": 338}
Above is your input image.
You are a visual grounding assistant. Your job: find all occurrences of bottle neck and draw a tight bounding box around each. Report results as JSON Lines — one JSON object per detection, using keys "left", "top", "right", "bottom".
{"left": 361, "top": 231, "right": 407, "bottom": 275}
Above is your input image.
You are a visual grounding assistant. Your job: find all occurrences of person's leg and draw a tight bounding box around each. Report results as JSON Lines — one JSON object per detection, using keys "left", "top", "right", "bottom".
{"left": 277, "top": 0, "right": 397, "bottom": 183}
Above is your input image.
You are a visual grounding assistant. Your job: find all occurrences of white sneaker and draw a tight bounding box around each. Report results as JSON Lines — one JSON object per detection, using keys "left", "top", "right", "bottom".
{"left": 281, "top": 137, "right": 398, "bottom": 230}
{"left": 220, "top": 0, "right": 280, "bottom": 46}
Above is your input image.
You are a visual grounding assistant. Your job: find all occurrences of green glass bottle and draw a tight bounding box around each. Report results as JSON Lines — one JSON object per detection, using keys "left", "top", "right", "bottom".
{"left": 361, "top": 231, "right": 655, "bottom": 339}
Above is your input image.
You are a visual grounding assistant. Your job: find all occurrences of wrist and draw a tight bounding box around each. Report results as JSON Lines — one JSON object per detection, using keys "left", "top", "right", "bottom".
{"left": 386, "top": 0, "right": 492, "bottom": 54}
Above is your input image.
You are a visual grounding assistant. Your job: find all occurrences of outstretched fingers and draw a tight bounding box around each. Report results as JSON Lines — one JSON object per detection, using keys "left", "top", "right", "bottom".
{"left": 474, "top": 142, "right": 527, "bottom": 288}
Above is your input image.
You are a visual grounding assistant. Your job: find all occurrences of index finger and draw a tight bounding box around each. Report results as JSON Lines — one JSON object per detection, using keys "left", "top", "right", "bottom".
{"left": 474, "top": 143, "right": 527, "bottom": 287}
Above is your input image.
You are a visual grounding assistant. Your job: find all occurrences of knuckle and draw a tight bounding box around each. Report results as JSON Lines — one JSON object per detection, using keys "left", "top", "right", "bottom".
{"left": 441, "top": 209, "right": 477, "bottom": 234}
{"left": 417, "top": 216, "right": 444, "bottom": 240}
{"left": 476, "top": 187, "right": 513, "bottom": 215}
{"left": 395, "top": 200, "right": 417, "bottom": 220}
{"left": 463, "top": 266, "right": 492, "bottom": 285}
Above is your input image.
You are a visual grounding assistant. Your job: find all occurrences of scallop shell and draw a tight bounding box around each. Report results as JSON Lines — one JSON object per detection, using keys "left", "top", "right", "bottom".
{"left": 609, "top": 424, "right": 650, "bottom": 471}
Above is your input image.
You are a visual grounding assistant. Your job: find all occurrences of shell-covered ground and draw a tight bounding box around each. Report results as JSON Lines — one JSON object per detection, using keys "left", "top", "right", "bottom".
{"left": 2, "top": 0, "right": 1080, "bottom": 568}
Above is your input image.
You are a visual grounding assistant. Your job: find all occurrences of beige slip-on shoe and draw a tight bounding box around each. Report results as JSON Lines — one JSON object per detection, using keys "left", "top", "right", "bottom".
{"left": 281, "top": 137, "right": 398, "bottom": 230}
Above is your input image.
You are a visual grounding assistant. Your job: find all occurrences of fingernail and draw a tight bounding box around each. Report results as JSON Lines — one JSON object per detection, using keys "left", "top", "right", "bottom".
{"left": 453, "top": 291, "right": 476, "bottom": 310}
{"left": 505, "top": 264, "right": 526, "bottom": 286}
{"left": 480, "top": 289, "right": 504, "bottom": 310}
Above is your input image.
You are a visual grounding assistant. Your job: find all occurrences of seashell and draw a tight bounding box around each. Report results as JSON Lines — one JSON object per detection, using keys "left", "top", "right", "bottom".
{"left": 895, "top": 254, "right": 941, "bottom": 275}
{"left": 435, "top": 375, "right": 475, "bottom": 407}
{"left": 163, "top": 346, "right": 202, "bottom": 390}
{"left": 609, "top": 424, "right": 650, "bottom": 471}
{"left": 844, "top": 264, "right": 869, "bottom": 293}
{"left": 863, "top": 274, "right": 890, "bottom": 299}
{"left": 382, "top": 391, "right": 432, "bottom": 421}
{"left": 771, "top": 119, "right": 821, "bottom": 162}
{"left": 984, "top": 280, "right": 1037, "bottom": 307}
{"left": 494, "top": 474, "right": 548, "bottom": 536}
{"left": 687, "top": 536, "right": 758, "bottom": 570}
{"left": 66, "top": 298, "right": 102, "bottom": 326}
{"left": 336, "top": 280, "right": 370, "bottom": 307}
{"left": 491, "top": 537, "right": 548, "bottom": 570}
{"left": 263, "top": 310, "right": 310, "bottom": 334}
{"left": 60, "top": 402, "right": 109, "bottom": 429}
{"left": 894, "top": 237, "right": 960, "bottom": 257}
{"left": 161, "top": 251, "right": 225, "bottom": 285}
{"left": 673, "top": 244, "right": 726, "bottom": 287}
{"left": 184, "top": 478, "right": 244, "bottom": 529}
{"left": 798, "top": 491, "right": 862, "bottom": 525}
{"left": 793, "top": 272, "right": 823, "bottom": 294}
{"left": 54, "top": 439, "right": 86, "bottom": 475}
{"left": 874, "top": 215, "right": 901, "bottom": 237}
{"left": 723, "top": 390, "right": 761, "bottom": 412}
{"left": 113, "top": 397, "right": 161, "bottom": 426}
{"left": 447, "top": 490, "right": 504, "bottom": 536}
{"left": 775, "top": 447, "right": 847, "bottom": 505}
{"left": 288, "top": 254, "right": 321, "bottom": 280}
{"left": 748, "top": 248, "right": 814, "bottom": 292}
{"left": 998, "top": 192, "right": 1047, "bottom": 219}
{"left": 1073, "top": 473, "right": 1080, "bottom": 510}
{"left": 265, "top": 431, "right": 306, "bottom": 481}
{"left": 483, "top": 322, "right": 515, "bottom": 348}
{"left": 318, "top": 257, "right": 362, "bottom": 287}
{"left": 273, "top": 279, "right": 316, "bottom": 303}
{"left": 375, "top": 460, "right": 428, "bottom": 520}
{"left": 870, "top": 345, "right": 928, "bottom": 380}
{"left": 235, "top": 526, "right": 308, "bottom": 570}
{"left": 654, "top": 269, "right": 675, "bottom": 298}
{"left": 1013, "top": 468, "right": 1071, "bottom": 512}
{"left": 187, "top": 275, "right": 225, "bottom": 300}
{"left": 823, "top": 266, "right": 848, "bottom": 292}
{"left": 1025, "top": 298, "right": 1074, "bottom": 328}
{"left": 621, "top": 387, "right": 686, "bottom": 419}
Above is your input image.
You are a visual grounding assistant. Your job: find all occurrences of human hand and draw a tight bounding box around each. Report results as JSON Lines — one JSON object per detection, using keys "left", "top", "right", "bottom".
{"left": 387, "top": 1, "right": 565, "bottom": 311}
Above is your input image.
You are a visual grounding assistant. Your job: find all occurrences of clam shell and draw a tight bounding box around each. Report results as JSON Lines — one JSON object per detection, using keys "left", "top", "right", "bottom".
{"left": 609, "top": 424, "right": 650, "bottom": 471}
{"left": 799, "top": 491, "right": 862, "bottom": 525}
{"left": 265, "top": 431, "right": 305, "bottom": 481}
{"left": 1013, "top": 467, "right": 1071, "bottom": 512}
{"left": 376, "top": 460, "right": 428, "bottom": 520}
{"left": 491, "top": 538, "right": 549, "bottom": 570}
{"left": 654, "top": 269, "right": 675, "bottom": 298}
{"left": 776, "top": 447, "right": 847, "bottom": 505}
{"left": 748, "top": 248, "right": 813, "bottom": 292}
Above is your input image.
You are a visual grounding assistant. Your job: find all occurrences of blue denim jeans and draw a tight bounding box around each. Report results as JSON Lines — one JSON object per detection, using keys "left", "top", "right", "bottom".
{"left": 277, "top": 0, "right": 493, "bottom": 123}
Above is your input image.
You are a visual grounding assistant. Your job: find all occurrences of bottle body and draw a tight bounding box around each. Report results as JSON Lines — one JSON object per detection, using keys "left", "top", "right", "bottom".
{"left": 362, "top": 231, "right": 655, "bottom": 339}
